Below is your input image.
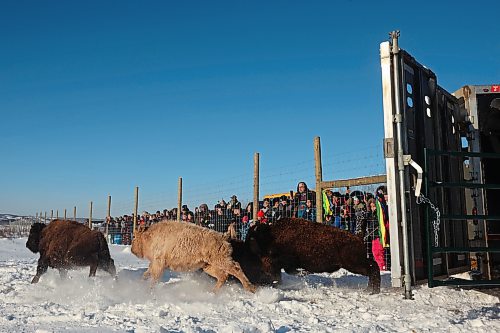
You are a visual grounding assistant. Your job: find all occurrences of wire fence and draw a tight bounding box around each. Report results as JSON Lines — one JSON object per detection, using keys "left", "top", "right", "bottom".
{"left": 16, "top": 139, "right": 390, "bottom": 270}
{"left": 0, "top": 218, "right": 35, "bottom": 238}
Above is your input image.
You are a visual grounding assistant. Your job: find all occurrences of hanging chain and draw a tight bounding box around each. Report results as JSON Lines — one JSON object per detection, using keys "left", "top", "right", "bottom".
{"left": 416, "top": 193, "right": 441, "bottom": 247}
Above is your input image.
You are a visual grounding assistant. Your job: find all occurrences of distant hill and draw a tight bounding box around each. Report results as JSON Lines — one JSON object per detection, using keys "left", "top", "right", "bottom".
{"left": 0, "top": 214, "right": 104, "bottom": 226}
{"left": 0, "top": 214, "right": 26, "bottom": 225}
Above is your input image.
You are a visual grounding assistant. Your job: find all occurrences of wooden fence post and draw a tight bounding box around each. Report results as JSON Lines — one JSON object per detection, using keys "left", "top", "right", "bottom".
{"left": 253, "top": 153, "right": 260, "bottom": 220}
{"left": 177, "top": 177, "right": 182, "bottom": 222}
{"left": 88, "top": 201, "right": 93, "bottom": 229}
{"left": 74, "top": 206, "right": 77, "bottom": 221}
{"left": 106, "top": 195, "right": 111, "bottom": 237}
{"left": 64, "top": 209, "right": 67, "bottom": 220}
{"left": 50, "top": 210, "right": 53, "bottom": 221}
{"left": 314, "top": 137, "right": 323, "bottom": 223}
{"left": 133, "top": 187, "right": 139, "bottom": 236}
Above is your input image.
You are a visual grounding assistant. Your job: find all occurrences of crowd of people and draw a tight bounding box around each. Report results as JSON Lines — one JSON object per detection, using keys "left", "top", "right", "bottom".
{"left": 105, "top": 181, "right": 391, "bottom": 271}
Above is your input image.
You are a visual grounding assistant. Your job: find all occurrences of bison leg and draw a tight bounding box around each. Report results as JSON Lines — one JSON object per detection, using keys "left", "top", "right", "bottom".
{"left": 203, "top": 265, "right": 229, "bottom": 292}
{"left": 32, "top": 257, "right": 49, "bottom": 284}
{"left": 59, "top": 269, "right": 68, "bottom": 280}
{"left": 366, "top": 259, "right": 381, "bottom": 294}
{"left": 143, "top": 265, "right": 151, "bottom": 280}
{"left": 148, "top": 260, "right": 165, "bottom": 285}
{"left": 343, "top": 259, "right": 380, "bottom": 294}
{"left": 220, "top": 261, "right": 256, "bottom": 293}
{"left": 89, "top": 262, "right": 98, "bottom": 277}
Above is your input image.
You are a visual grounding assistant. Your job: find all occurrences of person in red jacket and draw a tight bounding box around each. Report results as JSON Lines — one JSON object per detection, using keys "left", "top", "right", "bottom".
{"left": 256, "top": 210, "right": 268, "bottom": 224}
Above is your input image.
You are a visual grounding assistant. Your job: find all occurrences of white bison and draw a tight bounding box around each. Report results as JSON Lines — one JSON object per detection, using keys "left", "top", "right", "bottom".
{"left": 131, "top": 220, "right": 256, "bottom": 293}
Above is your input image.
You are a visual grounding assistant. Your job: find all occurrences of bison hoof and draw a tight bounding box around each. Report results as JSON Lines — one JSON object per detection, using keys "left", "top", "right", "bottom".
{"left": 365, "top": 287, "right": 380, "bottom": 294}
{"left": 31, "top": 276, "right": 40, "bottom": 284}
{"left": 246, "top": 284, "right": 257, "bottom": 293}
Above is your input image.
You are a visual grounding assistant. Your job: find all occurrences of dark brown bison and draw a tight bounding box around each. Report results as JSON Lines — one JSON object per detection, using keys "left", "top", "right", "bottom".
{"left": 26, "top": 220, "right": 116, "bottom": 283}
{"left": 229, "top": 239, "right": 280, "bottom": 285}
{"left": 246, "top": 218, "right": 380, "bottom": 293}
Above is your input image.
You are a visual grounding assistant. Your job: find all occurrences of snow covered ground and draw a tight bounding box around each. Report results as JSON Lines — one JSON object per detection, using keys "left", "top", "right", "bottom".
{"left": 0, "top": 238, "right": 498, "bottom": 332}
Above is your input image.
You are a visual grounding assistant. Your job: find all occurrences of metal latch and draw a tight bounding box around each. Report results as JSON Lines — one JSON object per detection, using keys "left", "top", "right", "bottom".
{"left": 384, "top": 138, "right": 394, "bottom": 158}
{"left": 403, "top": 155, "right": 423, "bottom": 197}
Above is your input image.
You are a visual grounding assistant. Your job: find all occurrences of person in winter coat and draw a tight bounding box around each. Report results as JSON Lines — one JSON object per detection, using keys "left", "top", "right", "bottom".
{"left": 256, "top": 210, "right": 268, "bottom": 224}
{"left": 293, "top": 182, "right": 315, "bottom": 218}
{"left": 303, "top": 198, "right": 316, "bottom": 222}
{"left": 352, "top": 196, "right": 367, "bottom": 238}
{"left": 270, "top": 198, "right": 281, "bottom": 222}
{"left": 214, "top": 204, "right": 231, "bottom": 233}
{"left": 278, "top": 195, "right": 293, "bottom": 218}
{"left": 239, "top": 215, "right": 253, "bottom": 240}
{"left": 228, "top": 195, "right": 241, "bottom": 210}
{"left": 244, "top": 202, "right": 253, "bottom": 222}
{"left": 365, "top": 198, "right": 386, "bottom": 270}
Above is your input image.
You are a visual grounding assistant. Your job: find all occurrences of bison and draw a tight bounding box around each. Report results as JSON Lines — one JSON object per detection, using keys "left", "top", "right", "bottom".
{"left": 26, "top": 220, "right": 116, "bottom": 283}
{"left": 131, "top": 220, "right": 256, "bottom": 293}
{"left": 246, "top": 218, "right": 381, "bottom": 293}
{"left": 229, "top": 239, "right": 280, "bottom": 285}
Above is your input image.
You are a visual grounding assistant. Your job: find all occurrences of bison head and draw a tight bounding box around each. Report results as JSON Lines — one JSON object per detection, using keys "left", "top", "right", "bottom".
{"left": 244, "top": 224, "right": 282, "bottom": 284}
{"left": 26, "top": 223, "right": 46, "bottom": 253}
{"left": 245, "top": 223, "right": 274, "bottom": 256}
{"left": 100, "top": 258, "right": 117, "bottom": 277}
{"left": 131, "top": 230, "right": 145, "bottom": 258}
{"left": 230, "top": 239, "right": 281, "bottom": 285}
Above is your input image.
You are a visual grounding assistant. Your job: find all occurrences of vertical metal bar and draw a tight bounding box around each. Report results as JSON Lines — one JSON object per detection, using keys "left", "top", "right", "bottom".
{"left": 391, "top": 30, "right": 412, "bottom": 299}
{"left": 64, "top": 209, "right": 66, "bottom": 220}
{"left": 314, "top": 137, "right": 323, "bottom": 223}
{"left": 424, "top": 148, "right": 434, "bottom": 287}
{"left": 50, "top": 210, "right": 53, "bottom": 221}
{"left": 74, "top": 206, "right": 77, "bottom": 222}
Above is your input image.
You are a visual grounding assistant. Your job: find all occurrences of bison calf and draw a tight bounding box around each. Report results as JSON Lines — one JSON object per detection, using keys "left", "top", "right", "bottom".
{"left": 131, "top": 220, "right": 256, "bottom": 293}
{"left": 246, "top": 218, "right": 380, "bottom": 293}
{"left": 26, "top": 220, "right": 116, "bottom": 283}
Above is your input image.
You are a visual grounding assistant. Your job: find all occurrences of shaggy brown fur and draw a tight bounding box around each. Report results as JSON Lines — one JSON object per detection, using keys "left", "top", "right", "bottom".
{"left": 246, "top": 218, "right": 381, "bottom": 293}
{"left": 26, "top": 220, "right": 116, "bottom": 283}
{"left": 229, "top": 239, "right": 280, "bottom": 285}
{"left": 131, "top": 220, "right": 256, "bottom": 293}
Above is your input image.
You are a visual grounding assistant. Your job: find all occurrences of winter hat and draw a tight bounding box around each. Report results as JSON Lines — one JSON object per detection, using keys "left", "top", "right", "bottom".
{"left": 257, "top": 210, "right": 265, "bottom": 218}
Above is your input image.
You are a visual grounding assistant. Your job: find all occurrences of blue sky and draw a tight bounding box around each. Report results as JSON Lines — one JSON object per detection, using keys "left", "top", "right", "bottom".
{"left": 1, "top": 1, "right": 498, "bottom": 217}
